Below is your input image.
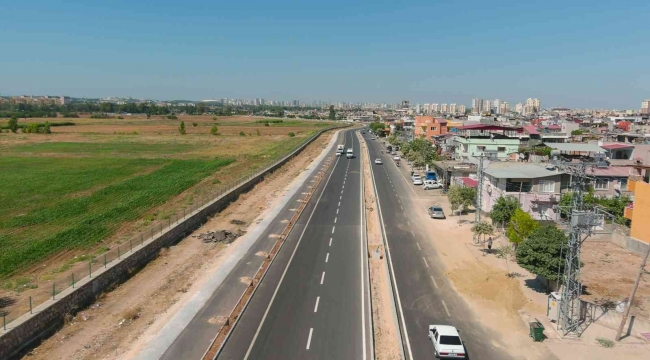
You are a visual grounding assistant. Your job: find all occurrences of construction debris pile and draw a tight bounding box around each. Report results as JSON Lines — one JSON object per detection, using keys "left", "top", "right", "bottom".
{"left": 195, "top": 230, "right": 244, "bottom": 244}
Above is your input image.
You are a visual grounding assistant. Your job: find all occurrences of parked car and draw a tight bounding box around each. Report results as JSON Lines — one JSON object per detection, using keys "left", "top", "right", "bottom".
{"left": 412, "top": 174, "right": 423, "bottom": 185}
{"left": 393, "top": 155, "right": 400, "bottom": 161}
{"left": 391, "top": 151, "right": 397, "bottom": 155}
{"left": 371, "top": 136, "right": 376, "bottom": 140}
{"left": 423, "top": 180, "right": 442, "bottom": 190}
{"left": 428, "top": 206, "right": 445, "bottom": 219}
{"left": 428, "top": 325, "right": 465, "bottom": 358}
{"left": 374, "top": 158, "right": 383, "bottom": 165}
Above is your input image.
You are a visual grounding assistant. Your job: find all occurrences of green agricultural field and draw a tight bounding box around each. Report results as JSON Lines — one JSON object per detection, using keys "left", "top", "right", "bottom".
{"left": 0, "top": 115, "right": 339, "bottom": 277}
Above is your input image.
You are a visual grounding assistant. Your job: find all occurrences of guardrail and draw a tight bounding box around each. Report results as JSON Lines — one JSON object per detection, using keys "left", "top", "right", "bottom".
{"left": 0, "top": 124, "right": 348, "bottom": 360}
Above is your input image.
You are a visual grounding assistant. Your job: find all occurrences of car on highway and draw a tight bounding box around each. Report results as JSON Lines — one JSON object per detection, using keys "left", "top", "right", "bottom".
{"left": 346, "top": 148, "right": 354, "bottom": 159}
{"left": 412, "top": 174, "right": 423, "bottom": 185}
{"left": 428, "top": 206, "right": 445, "bottom": 219}
{"left": 423, "top": 180, "right": 442, "bottom": 190}
{"left": 374, "top": 158, "right": 383, "bottom": 165}
{"left": 428, "top": 325, "right": 465, "bottom": 358}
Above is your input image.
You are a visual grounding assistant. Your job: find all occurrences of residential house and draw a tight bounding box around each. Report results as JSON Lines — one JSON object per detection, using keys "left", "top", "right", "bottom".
{"left": 624, "top": 172, "right": 650, "bottom": 244}
{"left": 451, "top": 124, "right": 522, "bottom": 161}
{"left": 480, "top": 163, "right": 571, "bottom": 221}
{"left": 414, "top": 116, "right": 448, "bottom": 139}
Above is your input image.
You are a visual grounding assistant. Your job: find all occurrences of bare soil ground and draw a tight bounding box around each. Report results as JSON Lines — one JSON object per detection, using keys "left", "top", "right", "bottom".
{"left": 19, "top": 130, "right": 335, "bottom": 360}
{"left": 359, "top": 133, "right": 401, "bottom": 360}
{"left": 581, "top": 241, "right": 650, "bottom": 318}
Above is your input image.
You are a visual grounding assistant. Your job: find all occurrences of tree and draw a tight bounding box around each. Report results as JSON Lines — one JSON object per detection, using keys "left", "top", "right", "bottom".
{"left": 571, "top": 129, "right": 584, "bottom": 136}
{"left": 178, "top": 121, "right": 186, "bottom": 135}
{"left": 8, "top": 116, "right": 18, "bottom": 133}
{"left": 516, "top": 225, "right": 568, "bottom": 289}
{"left": 210, "top": 125, "right": 219, "bottom": 135}
{"left": 489, "top": 195, "right": 520, "bottom": 227}
{"left": 448, "top": 185, "right": 476, "bottom": 215}
{"left": 329, "top": 105, "right": 336, "bottom": 120}
{"left": 471, "top": 221, "right": 495, "bottom": 243}
{"left": 43, "top": 121, "right": 51, "bottom": 134}
{"left": 506, "top": 209, "right": 539, "bottom": 246}
{"left": 369, "top": 122, "right": 386, "bottom": 134}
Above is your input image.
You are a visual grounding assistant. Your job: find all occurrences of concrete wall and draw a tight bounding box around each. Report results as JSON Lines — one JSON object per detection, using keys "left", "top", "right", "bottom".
{"left": 0, "top": 126, "right": 344, "bottom": 360}
{"left": 630, "top": 181, "right": 650, "bottom": 244}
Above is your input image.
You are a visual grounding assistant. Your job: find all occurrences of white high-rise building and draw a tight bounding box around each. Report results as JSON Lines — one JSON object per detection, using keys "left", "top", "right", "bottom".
{"left": 458, "top": 104, "right": 466, "bottom": 114}
{"left": 449, "top": 103, "right": 457, "bottom": 115}
{"left": 642, "top": 99, "right": 650, "bottom": 114}
{"left": 432, "top": 103, "right": 439, "bottom": 113}
{"left": 471, "top": 98, "right": 483, "bottom": 113}
{"left": 500, "top": 102, "right": 509, "bottom": 114}
{"left": 493, "top": 99, "right": 501, "bottom": 114}
{"left": 416, "top": 103, "right": 421, "bottom": 114}
{"left": 483, "top": 100, "right": 491, "bottom": 113}
{"left": 440, "top": 103, "right": 448, "bottom": 113}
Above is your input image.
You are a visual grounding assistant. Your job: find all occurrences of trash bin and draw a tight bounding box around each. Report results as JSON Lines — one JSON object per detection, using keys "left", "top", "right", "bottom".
{"left": 529, "top": 321, "right": 545, "bottom": 342}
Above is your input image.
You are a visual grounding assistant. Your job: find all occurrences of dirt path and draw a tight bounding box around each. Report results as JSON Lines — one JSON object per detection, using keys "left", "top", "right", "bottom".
{"left": 23, "top": 131, "right": 335, "bottom": 360}
{"left": 358, "top": 133, "right": 402, "bottom": 360}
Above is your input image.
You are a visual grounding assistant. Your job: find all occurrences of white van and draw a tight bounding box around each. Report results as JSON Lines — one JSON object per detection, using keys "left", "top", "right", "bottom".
{"left": 346, "top": 148, "right": 354, "bottom": 159}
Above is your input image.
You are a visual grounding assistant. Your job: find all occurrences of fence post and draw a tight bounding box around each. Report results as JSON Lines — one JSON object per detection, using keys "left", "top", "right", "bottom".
{"left": 130, "top": 239, "right": 133, "bottom": 252}
{"left": 72, "top": 273, "right": 75, "bottom": 288}
{"left": 168, "top": 217, "right": 170, "bottom": 229}
{"left": 3, "top": 313, "right": 5, "bottom": 330}
{"left": 183, "top": 207, "right": 185, "bottom": 219}
{"left": 118, "top": 246, "right": 121, "bottom": 260}
{"left": 151, "top": 227, "right": 153, "bottom": 239}
{"left": 140, "top": 232, "right": 143, "bottom": 246}
{"left": 29, "top": 296, "right": 32, "bottom": 314}
{"left": 160, "top": 223, "right": 162, "bottom": 234}
{"left": 89, "top": 260, "right": 92, "bottom": 278}
{"left": 104, "top": 253, "right": 107, "bottom": 268}
{"left": 52, "top": 283, "right": 55, "bottom": 300}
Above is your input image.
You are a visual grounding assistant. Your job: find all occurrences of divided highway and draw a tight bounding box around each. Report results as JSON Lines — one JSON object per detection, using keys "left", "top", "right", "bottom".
{"left": 363, "top": 132, "right": 514, "bottom": 360}
{"left": 217, "top": 129, "right": 372, "bottom": 359}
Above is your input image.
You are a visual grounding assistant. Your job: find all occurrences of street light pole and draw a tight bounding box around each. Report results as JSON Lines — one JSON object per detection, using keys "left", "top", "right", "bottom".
{"left": 615, "top": 246, "right": 650, "bottom": 341}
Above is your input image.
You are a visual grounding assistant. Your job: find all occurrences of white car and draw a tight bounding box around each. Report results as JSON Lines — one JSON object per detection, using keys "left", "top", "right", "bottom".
{"left": 412, "top": 175, "right": 423, "bottom": 185}
{"left": 428, "top": 325, "right": 466, "bottom": 358}
{"left": 423, "top": 180, "right": 442, "bottom": 190}
{"left": 393, "top": 155, "right": 400, "bottom": 161}
{"left": 374, "top": 158, "right": 383, "bottom": 165}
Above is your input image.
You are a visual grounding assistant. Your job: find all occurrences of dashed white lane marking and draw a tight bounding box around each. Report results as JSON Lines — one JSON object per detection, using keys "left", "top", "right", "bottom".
{"left": 306, "top": 328, "right": 314, "bottom": 349}
{"left": 314, "top": 297, "right": 320, "bottom": 312}
{"left": 340, "top": 196, "right": 342, "bottom": 200}
{"left": 332, "top": 226, "right": 335, "bottom": 234}
{"left": 342, "top": 185, "right": 344, "bottom": 189}
{"left": 397, "top": 198, "right": 400, "bottom": 203}
{"left": 416, "top": 242, "right": 421, "bottom": 251}
{"left": 400, "top": 205, "right": 404, "bottom": 210}
{"left": 336, "top": 208, "right": 339, "bottom": 214}
{"left": 423, "top": 257, "right": 429, "bottom": 268}
{"left": 338, "top": 201, "right": 340, "bottom": 206}
{"left": 325, "top": 253, "right": 329, "bottom": 263}
{"left": 320, "top": 272, "right": 325, "bottom": 285}
{"left": 442, "top": 300, "right": 451, "bottom": 317}
{"left": 334, "top": 217, "right": 337, "bottom": 223}
{"left": 329, "top": 238, "right": 332, "bottom": 246}
{"left": 341, "top": 190, "right": 344, "bottom": 194}
{"left": 407, "top": 220, "right": 411, "bottom": 226}
{"left": 430, "top": 275, "right": 438, "bottom": 289}
{"left": 411, "top": 230, "right": 415, "bottom": 237}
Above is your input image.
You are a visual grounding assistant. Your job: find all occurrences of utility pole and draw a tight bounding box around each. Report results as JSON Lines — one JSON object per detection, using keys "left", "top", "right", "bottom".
{"left": 475, "top": 154, "right": 485, "bottom": 223}
{"left": 615, "top": 246, "right": 650, "bottom": 341}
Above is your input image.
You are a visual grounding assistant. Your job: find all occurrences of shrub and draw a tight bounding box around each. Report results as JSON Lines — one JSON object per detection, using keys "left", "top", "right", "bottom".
{"left": 179, "top": 121, "right": 186, "bottom": 135}
{"left": 212, "top": 116, "right": 218, "bottom": 121}
{"left": 43, "top": 121, "right": 51, "bottom": 134}
{"left": 168, "top": 114, "right": 178, "bottom": 120}
{"left": 8, "top": 116, "right": 18, "bottom": 133}
{"left": 256, "top": 129, "right": 261, "bottom": 136}
{"left": 288, "top": 132, "right": 295, "bottom": 137}
{"left": 239, "top": 131, "right": 246, "bottom": 136}
{"left": 117, "top": 116, "right": 124, "bottom": 119}
{"left": 192, "top": 122, "right": 198, "bottom": 127}
{"left": 264, "top": 122, "right": 270, "bottom": 127}
{"left": 210, "top": 125, "right": 219, "bottom": 135}
{"left": 23, "top": 123, "right": 41, "bottom": 134}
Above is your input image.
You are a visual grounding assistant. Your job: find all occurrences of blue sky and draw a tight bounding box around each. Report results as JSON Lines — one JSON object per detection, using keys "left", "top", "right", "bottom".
{"left": 1, "top": 0, "right": 649, "bottom": 108}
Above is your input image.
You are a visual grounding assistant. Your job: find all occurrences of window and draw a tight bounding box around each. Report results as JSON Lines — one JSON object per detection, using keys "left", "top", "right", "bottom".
{"left": 619, "top": 178, "right": 628, "bottom": 191}
{"left": 539, "top": 180, "right": 555, "bottom": 193}
{"left": 430, "top": 126, "right": 437, "bottom": 131}
{"left": 439, "top": 336, "right": 463, "bottom": 345}
{"left": 506, "top": 180, "right": 532, "bottom": 192}
{"left": 498, "top": 146, "right": 506, "bottom": 152}
{"left": 594, "top": 178, "right": 609, "bottom": 190}
{"left": 477, "top": 146, "right": 486, "bottom": 152}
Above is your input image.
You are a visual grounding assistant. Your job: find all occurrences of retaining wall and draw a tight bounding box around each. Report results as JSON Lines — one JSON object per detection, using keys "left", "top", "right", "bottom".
{"left": 0, "top": 125, "right": 344, "bottom": 360}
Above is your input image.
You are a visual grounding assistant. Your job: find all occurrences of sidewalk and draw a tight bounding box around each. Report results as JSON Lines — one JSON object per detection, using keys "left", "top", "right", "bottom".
{"left": 392, "top": 150, "right": 650, "bottom": 359}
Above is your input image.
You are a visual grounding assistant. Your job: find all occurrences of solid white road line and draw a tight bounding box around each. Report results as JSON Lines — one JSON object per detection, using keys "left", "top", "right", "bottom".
{"left": 314, "top": 297, "right": 320, "bottom": 313}
{"left": 423, "top": 257, "right": 429, "bottom": 268}
{"left": 359, "top": 141, "right": 368, "bottom": 360}
{"left": 325, "top": 253, "right": 329, "bottom": 263}
{"left": 332, "top": 226, "right": 335, "bottom": 234}
{"left": 329, "top": 238, "right": 332, "bottom": 246}
{"left": 442, "top": 300, "right": 451, "bottom": 317}
{"left": 416, "top": 242, "right": 421, "bottom": 251}
{"left": 306, "top": 328, "right": 314, "bottom": 349}
{"left": 244, "top": 151, "right": 342, "bottom": 360}
{"left": 320, "top": 272, "right": 325, "bottom": 285}
{"left": 430, "top": 275, "right": 438, "bottom": 289}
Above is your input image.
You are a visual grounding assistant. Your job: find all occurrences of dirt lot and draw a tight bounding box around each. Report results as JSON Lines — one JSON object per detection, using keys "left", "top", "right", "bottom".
{"left": 581, "top": 241, "right": 650, "bottom": 318}
{"left": 13, "top": 129, "right": 336, "bottom": 360}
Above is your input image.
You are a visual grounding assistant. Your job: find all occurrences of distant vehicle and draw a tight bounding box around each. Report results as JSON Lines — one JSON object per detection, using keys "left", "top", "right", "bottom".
{"left": 423, "top": 180, "right": 442, "bottom": 190}
{"left": 412, "top": 174, "right": 423, "bottom": 185}
{"left": 428, "top": 206, "right": 446, "bottom": 219}
{"left": 393, "top": 155, "right": 401, "bottom": 161}
{"left": 425, "top": 171, "right": 438, "bottom": 181}
{"left": 362, "top": 131, "right": 366, "bottom": 134}
{"left": 387, "top": 145, "right": 393, "bottom": 152}
{"left": 371, "top": 137, "right": 376, "bottom": 140}
{"left": 391, "top": 151, "right": 397, "bottom": 155}
{"left": 428, "top": 325, "right": 465, "bottom": 358}
{"left": 346, "top": 148, "right": 354, "bottom": 159}
{"left": 336, "top": 144, "right": 345, "bottom": 156}
{"left": 374, "top": 158, "right": 383, "bottom": 165}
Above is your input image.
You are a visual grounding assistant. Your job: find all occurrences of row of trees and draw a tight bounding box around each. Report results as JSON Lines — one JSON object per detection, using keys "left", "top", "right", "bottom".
{"left": 4, "top": 116, "right": 52, "bottom": 134}
{"left": 400, "top": 138, "right": 441, "bottom": 168}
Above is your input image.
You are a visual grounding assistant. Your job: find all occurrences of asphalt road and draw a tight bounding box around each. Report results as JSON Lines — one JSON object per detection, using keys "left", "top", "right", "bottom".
{"left": 363, "top": 132, "right": 515, "bottom": 360}
{"left": 217, "top": 129, "right": 372, "bottom": 360}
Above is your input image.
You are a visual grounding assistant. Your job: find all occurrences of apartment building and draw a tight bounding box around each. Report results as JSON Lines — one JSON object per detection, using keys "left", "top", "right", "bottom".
{"left": 414, "top": 116, "right": 448, "bottom": 139}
